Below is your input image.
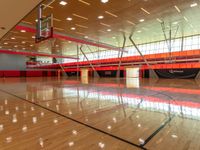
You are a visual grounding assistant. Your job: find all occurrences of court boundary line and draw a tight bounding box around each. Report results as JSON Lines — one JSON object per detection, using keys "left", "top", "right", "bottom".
{"left": 141, "top": 116, "right": 174, "bottom": 148}
{"left": 0, "top": 88, "right": 147, "bottom": 150}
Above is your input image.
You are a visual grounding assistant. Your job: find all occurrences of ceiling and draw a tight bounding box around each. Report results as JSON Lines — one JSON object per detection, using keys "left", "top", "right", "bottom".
{"left": 0, "top": 0, "right": 200, "bottom": 57}
{"left": 0, "top": 0, "right": 43, "bottom": 39}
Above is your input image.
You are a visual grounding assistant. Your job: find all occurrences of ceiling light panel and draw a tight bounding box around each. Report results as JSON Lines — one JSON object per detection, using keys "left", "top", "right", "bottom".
{"left": 105, "top": 11, "right": 118, "bottom": 18}
{"left": 78, "top": 0, "right": 91, "bottom": 5}
{"left": 76, "top": 32, "right": 86, "bottom": 35}
{"left": 156, "top": 18, "right": 162, "bottom": 23}
{"left": 73, "top": 13, "right": 88, "bottom": 20}
{"left": 100, "top": 22, "right": 111, "bottom": 27}
{"left": 190, "top": 3, "right": 197, "bottom": 7}
{"left": 53, "top": 18, "right": 61, "bottom": 22}
{"left": 21, "top": 21, "right": 32, "bottom": 25}
{"left": 174, "top": 5, "right": 181, "bottom": 13}
{"left": 183, "top": 16, "right": 188, "bottom": 22}
{"left": 98, "top": 30, "right": 106, "bottom": 33}
{"left": 141, "top": 8, "right": 150, "bottom": 15}
{"left": 75, "top": 24, "right": 88, "bottom": 29}
{"left": 126, "top": 20, "right": 135, "bottom": 25}
{"left": 54, "top": 27, "right": 65, "bottom": 31}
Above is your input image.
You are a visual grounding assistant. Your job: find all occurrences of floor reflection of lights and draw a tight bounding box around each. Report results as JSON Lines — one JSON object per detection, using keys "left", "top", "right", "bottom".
{"left": 0, "top": 77, "right": 200, "bottom": 149}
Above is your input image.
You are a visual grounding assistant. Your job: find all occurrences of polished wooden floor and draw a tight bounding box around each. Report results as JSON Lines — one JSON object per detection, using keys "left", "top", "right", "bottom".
{"left": 0, "top": 77, "right": 200, "bottom": 150}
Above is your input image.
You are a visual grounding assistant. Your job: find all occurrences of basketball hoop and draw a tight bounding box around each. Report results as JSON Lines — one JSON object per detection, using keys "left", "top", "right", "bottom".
{"left": 35, "top": 5, "right": 53, "bottom": 43}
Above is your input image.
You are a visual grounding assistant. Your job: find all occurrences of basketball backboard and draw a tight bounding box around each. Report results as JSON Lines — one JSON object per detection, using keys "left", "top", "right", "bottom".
{"left": 35, "top": 5, "right": 53, "bottom": 43}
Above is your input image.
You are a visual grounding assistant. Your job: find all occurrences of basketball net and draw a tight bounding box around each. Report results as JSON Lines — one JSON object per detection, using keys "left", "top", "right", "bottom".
{"left": 49, "top": 38, "right": 56, "bottom": 48}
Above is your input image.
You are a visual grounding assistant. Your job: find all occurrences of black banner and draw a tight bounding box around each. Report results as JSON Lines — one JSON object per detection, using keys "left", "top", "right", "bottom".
{"left": 155, "top": 69, "right": 200, "bottom": 79}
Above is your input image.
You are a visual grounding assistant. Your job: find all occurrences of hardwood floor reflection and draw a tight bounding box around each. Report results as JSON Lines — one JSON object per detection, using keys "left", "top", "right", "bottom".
{"left": 0, "top": 92, "right": 139, "bottom": 150}
{"left": 0, "top": 77, "right": 200, "bottom": 150}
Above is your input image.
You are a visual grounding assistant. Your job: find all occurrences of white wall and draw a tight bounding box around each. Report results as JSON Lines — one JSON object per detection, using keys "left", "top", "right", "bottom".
{"left": 0, "top": 53, "right": 26, "bottom": 70}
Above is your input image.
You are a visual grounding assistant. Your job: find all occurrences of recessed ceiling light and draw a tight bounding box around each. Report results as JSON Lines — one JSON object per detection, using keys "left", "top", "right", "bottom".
{"left": 14, "top": 45, "right": 18, "bottom": 48}
{"left": 71, "top": 27, "right": 76, "bottom": 30}
{"left": 22, "top": 48, "right": 25, "bottom": 50}
{"left": 107, "top": 29, "right": 111, "bottom": 32}
{"left": 11, "top": 37, "right": 16, "bottom": 40}
{"left": 20, "top": 30, "right": 26, "bottom": 33}
{"left": 101, "top": 0, "right": 109, "bottom": 3}
{"left": 22, "top": 41, "right": 26, "bottom": 44}
{"left": 66, "top": 17, "right": 72, "bottom": 21}
{"left": 30, "top": 45, "right": 33, "bottom": 47}
{"left": 59, "top": 1, "right": 67, "bottom": 5}
{"left": 84, "top": 36, "right": 88, "bottom": 38}
{"left": 4, "top": 42, "right": 8, "bottom": 45}
{"left": 190, "top": 3, "right": 197, "bottom": 7}
{"left": 139, "top": 19, "right": 145, "bottom": 22}
{"left": 0, "top": 46, "right": 2, "bottom": 48}
{"left": 56, "top": 45, "right": 59, "bottom": 47}
{"left": 98, "top": 15, "right": 104, "bottom": 19}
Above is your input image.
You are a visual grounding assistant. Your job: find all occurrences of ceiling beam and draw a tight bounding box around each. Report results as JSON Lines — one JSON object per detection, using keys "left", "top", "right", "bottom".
{"left": 16, "top": 23, "right": 127, "bottom": 52}
{"left": 0, "top": 49, "right": 78, "bottom": 59}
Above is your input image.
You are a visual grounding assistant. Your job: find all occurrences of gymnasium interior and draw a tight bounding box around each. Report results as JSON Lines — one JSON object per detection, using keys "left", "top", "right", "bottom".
{"left": 0, "top": 0, "right": 200, "bottom": 149}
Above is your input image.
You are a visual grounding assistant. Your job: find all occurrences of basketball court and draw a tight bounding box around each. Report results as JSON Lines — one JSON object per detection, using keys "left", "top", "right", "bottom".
{"left": 0, "top": 0, "right": 200, "bottom": 149}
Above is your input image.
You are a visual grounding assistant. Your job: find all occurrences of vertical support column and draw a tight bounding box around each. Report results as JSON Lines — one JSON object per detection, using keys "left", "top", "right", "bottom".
{"left": 54, "top": 57, "right": 68, "bottom": 77}
{"left": 117, "top": 33, "right": 126, "bottom": 78}
{"left": 129, "top": 33, "right": 158, "bottom": 79}
{"left": 195, "top": 70, "right": 200, "bottom": 79}
{"left": 125, "top": 67, "right": 140, "bottom": 88}
{"left": 181, "top": 27, "right": 184, "bottom": 51}
{"left": 80, "top": 45, "right": 100, "bottom": 78}
{"left": 57, "top": 69, "right": 61, "bottom": 80}
{"left": 126, "top": 67, "right": 140, "bottom": 78}
{"left": 77, "top": 44, "right": 79, "bottom": 80}
{"left": 161, "top": 22, "right": 179, "bottom": 62}
{"left": 169, "top": 26, "right": 172, "bottom": 60}
{"left": 81, "top": 68, "right": 89, "bottom": 84}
